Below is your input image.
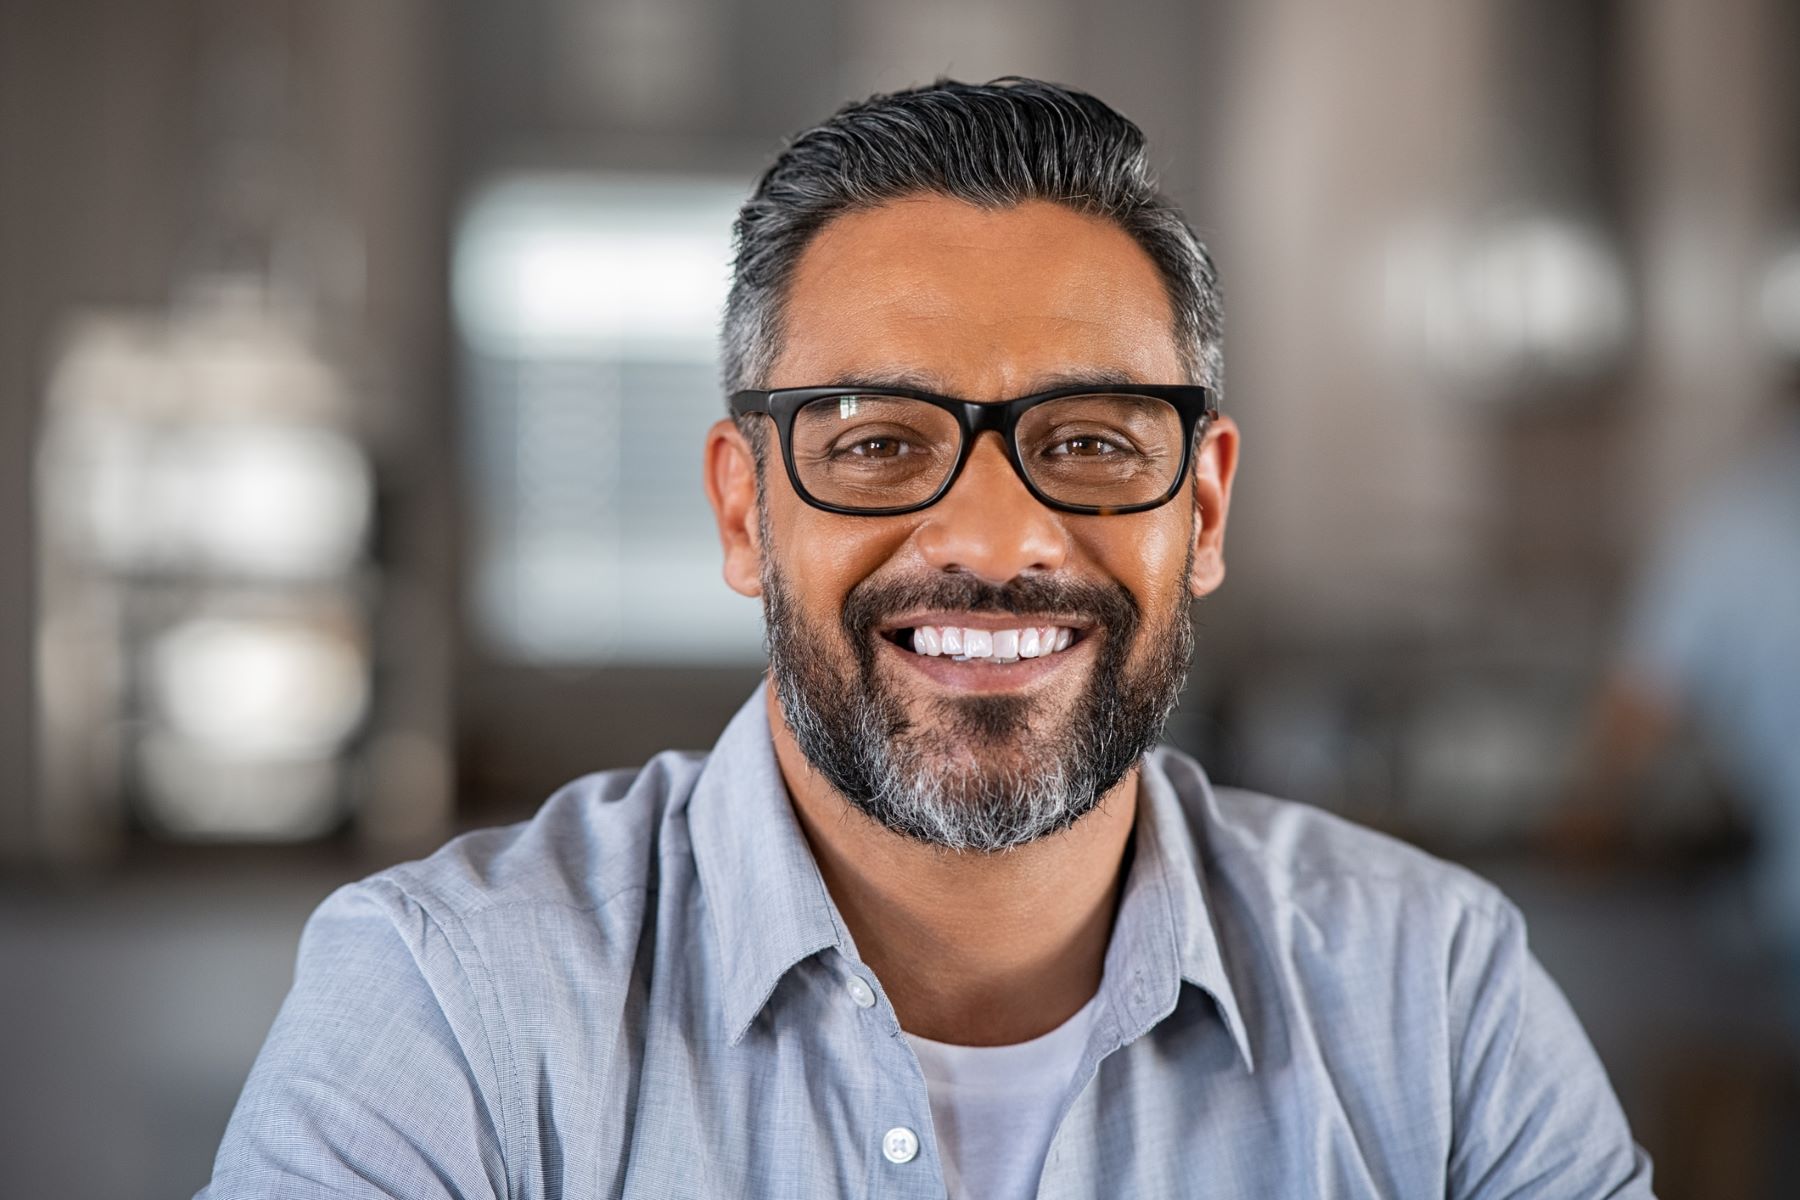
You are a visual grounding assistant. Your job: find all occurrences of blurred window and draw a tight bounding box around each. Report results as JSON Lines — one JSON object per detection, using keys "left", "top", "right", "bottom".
{"left": 454, "top": 175, "right": 763, "bottom": 664}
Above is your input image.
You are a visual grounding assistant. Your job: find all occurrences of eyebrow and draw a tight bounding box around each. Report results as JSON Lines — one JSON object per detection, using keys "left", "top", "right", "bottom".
{"left": 821, "top": 366, "right": 1156, "bottom": 395}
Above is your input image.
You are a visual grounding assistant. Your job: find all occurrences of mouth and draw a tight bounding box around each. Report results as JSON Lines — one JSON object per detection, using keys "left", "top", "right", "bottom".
{"left": 875, "top": 617, "right": 1092, "bottom": 665}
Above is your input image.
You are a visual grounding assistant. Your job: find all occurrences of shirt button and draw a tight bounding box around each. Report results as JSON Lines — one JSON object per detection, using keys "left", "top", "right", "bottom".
{"left": 845, "top": 975, "right": 876, "bottom": 1009}
{"left": 881, "top": 1126, "right": 919, "bottom": 1165}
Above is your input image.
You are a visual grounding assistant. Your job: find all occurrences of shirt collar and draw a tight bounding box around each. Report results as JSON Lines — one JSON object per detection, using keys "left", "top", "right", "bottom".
{"left": 688, "top": 683, "right": 845, "bottom": 1045}
{"left": 1105, "top": 748, "right": 1256, "bottom": 1072}
{"left": 688, "top": 685, "right": 1254, "bottom": 1069}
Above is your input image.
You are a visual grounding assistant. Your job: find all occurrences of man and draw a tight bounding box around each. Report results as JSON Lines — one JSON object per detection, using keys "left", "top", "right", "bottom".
{"left": 202, "top": 79, "right": 1653, "bottom": 1198}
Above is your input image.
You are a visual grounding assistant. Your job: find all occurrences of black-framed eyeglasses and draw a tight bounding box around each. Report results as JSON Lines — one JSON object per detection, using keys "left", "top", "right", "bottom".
{"left": 729, "top": 385, "right": 1217, "bottom": 517}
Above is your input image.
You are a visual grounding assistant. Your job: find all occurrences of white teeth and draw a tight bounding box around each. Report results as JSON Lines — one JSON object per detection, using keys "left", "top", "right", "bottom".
{"left": 902, "top": 623, "right": 1081, "bottom": 660}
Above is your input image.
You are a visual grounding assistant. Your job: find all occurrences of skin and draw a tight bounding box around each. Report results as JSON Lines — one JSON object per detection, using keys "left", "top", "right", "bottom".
{"left": 705, "top": 195, "right": 1240, "bottom": 1046}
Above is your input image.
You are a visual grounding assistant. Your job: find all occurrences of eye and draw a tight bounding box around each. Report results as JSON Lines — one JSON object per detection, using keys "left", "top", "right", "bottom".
{"left": 840, "top": 435, "right": 912, "bottom": 459}
{"left": 1047, "top": 434, "right": 1130, "bottom": 457}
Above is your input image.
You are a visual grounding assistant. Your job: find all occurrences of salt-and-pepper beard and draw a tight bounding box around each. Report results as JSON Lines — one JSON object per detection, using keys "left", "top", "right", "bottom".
{"left": 761, "top": 532, "right": 1196, "bottom": 853}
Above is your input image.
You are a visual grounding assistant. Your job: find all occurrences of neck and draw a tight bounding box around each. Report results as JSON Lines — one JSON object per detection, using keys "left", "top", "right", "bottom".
{"left": 766, "top": 687, "right": 1136, "bottom": 1047}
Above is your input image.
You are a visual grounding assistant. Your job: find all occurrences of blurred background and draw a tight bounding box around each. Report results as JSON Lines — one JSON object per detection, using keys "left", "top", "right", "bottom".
{"left": 3, "top": 0, "right": 1798, "bottom": 1195}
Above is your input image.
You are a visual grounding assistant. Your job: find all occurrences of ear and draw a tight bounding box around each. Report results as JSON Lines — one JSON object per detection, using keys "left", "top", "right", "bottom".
{"left": 1187, "top": 415, "right": 1240, "bottom": 598}
{"left": 705, "top": 418, "right": 765, "bottom": 598}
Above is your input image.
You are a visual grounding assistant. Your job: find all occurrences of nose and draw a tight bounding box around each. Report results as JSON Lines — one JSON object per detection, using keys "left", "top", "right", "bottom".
{"left": 911, "top": 432, "right": 1069, "bottom": 583}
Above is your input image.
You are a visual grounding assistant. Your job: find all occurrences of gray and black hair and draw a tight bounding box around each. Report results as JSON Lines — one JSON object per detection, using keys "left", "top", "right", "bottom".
{"left": 721, "top": 77, "right": 1224, "bottom": 409}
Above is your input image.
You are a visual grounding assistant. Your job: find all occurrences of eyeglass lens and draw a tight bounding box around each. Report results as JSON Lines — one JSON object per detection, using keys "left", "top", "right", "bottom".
{"left": 789, "top": 392, "right": 1184, "bottom": 510}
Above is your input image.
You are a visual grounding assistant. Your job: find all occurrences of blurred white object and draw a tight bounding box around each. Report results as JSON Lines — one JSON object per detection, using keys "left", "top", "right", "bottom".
{"left": 137, "top": 613, "right": 370, "bottom": 839}
{"left": 36, "top": 304, "right": 378, "bottom": 847}
{"left": 76, "top": 423, "right": 369, "bottom": 578}
{"left": 42, "top": 312, "right": 371, "bottom": 579}
{"left": 137, "top": 737, "right": 344, "bottom": 840}
{"left": 147, "top": 616, "right": 370, "bottom": 760}
{"left": 1380, "top": 215, "right": 1631, "bottom": 391}
{"left": 455, "top": 175, "right": 737, "bottom": 358}
{"left": 454, "top": 174, "right": 764, "bottom": 664}
{"left": 1460, "top": 219, "right": 1632, "bottom": 379}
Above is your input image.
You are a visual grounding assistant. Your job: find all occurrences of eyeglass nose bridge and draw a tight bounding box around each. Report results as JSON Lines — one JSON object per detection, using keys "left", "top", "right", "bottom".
{"left": 934, "top": 400, "right": 1038, "bottom": 506}
{"left": 959, "top": 400, "right": 1014, "bottom": 437}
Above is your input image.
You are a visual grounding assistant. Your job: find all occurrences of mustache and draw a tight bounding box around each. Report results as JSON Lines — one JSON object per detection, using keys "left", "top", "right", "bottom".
{"left": 839, "top": 573, "right": 1141, "bottom": 642}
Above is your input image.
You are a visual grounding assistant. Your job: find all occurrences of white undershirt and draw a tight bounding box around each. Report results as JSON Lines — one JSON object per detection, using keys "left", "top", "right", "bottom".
{"left": 902, "top": 995, "right": 1098, "bottom": 1200}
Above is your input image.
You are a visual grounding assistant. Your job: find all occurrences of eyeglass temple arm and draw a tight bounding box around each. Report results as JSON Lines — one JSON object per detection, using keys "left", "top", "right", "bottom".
{"left": 728, "top": 391, "right": 771, "bottom": 417}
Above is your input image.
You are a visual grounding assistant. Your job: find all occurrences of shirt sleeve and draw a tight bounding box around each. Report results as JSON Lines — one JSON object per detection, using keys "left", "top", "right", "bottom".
{"left": 196, "top": 880, "right": 510, "bottom": 1199}
{"left": 1445, "top": 902, "right": 1655, "bottom": 1199}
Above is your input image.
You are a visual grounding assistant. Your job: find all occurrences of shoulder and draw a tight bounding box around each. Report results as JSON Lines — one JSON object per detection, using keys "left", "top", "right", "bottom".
{"left": 301, "top": 748, "right": 710, "bottom": 993}
{"left": 1156, "top": 748, "right": 1511, "bottom": 913}
{"left": 1151, "top": 747, "right": 1520, "bottom": 954}
{"left": 207, "top": 758, "right": 714, "bottom": 1195}
{"left": 1151, "top": 749, "right": 1580, "bottom": 1103}
{"left": 375, "top": 748, "right": 708, "bottom": 918}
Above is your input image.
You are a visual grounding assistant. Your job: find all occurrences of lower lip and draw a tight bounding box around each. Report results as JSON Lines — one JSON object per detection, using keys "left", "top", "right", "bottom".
{"left": 876, "top": 633, "right": 1092, "bottom": 692}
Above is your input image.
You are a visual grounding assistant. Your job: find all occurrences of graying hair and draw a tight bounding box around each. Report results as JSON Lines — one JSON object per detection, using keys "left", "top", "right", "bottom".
{"left": 721, "top": 77, "right": 1224, "bottom": 410}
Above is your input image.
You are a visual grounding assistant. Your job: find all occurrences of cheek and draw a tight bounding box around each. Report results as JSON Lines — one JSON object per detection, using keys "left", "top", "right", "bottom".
{"left": 768, "top": 491, "right": 914, "bottom": 624}
{"left": 1076, "top": 508, "right": 1193, "bottom": 609}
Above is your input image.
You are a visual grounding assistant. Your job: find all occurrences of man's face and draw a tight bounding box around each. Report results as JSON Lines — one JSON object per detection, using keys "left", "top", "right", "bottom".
{"left": 710, "top": 195, "right": 1238, "bottom": 851}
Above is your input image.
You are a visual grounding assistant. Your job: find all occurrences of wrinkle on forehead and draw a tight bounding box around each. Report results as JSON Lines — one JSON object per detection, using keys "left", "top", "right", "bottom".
{"left": 770, "top": 196, "right": 1185, "bottom": 398}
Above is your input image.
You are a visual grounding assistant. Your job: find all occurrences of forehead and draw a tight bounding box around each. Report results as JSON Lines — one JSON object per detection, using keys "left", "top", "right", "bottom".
{"left": 768, "top": 195, "right": 1185, "bottom": 395}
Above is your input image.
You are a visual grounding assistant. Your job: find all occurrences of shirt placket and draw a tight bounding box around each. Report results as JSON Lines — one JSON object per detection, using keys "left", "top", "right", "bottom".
{"left": 826, "top": 951, "right": 951, "bottom": 1200}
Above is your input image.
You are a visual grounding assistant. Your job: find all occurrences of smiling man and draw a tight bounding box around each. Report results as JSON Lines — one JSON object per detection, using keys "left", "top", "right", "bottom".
{"left": 201, "top": 79, "right": 1653, "bottom": 1199}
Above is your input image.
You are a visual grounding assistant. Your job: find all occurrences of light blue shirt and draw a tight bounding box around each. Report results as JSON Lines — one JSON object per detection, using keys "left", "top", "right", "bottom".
{"left": 201, "top": 686, "right": 1653, "bottom": 1198}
